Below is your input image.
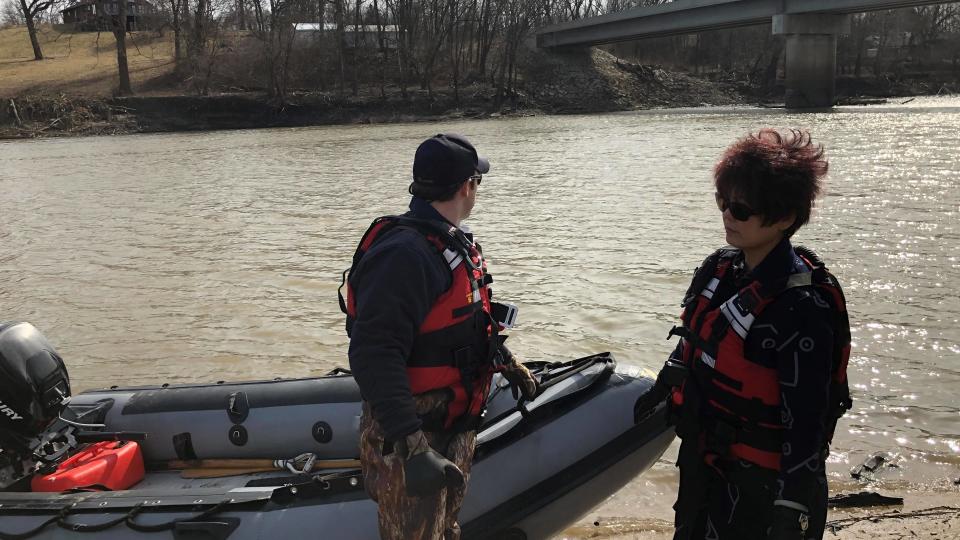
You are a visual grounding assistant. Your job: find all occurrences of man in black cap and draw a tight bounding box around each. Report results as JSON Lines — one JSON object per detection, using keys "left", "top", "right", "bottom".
{"left": 341, "top": 133, "right": 538, "bottom": 540}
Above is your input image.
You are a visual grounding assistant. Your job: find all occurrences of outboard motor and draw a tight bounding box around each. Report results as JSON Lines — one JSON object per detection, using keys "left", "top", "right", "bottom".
{"left": 0, "top": 322, "right": 71, "bottom": 490}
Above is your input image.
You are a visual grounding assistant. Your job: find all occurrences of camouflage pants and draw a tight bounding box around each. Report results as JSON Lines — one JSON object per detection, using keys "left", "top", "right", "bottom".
{"left": 359, "top": 395, "right": 477, "bottom": 540}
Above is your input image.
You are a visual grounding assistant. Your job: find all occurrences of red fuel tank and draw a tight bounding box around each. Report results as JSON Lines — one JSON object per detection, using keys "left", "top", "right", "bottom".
{"left": 31, "top": 440, "right": 145, "bottom": 492}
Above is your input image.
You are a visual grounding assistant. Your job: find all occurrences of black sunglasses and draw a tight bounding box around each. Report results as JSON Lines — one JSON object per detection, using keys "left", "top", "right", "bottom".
{"left": 468, "top": 174, "right": 482, "bottom": 186}
{"left": 715, "top": 192, "right": 758, "bottom": 221}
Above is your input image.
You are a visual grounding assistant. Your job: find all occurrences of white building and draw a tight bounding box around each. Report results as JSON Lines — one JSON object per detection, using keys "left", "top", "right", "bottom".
{"left": 293, "top": 23, "right": 401, "bottom": 49}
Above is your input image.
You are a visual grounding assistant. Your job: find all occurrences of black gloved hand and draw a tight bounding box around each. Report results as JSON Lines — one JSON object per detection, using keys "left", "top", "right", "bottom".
{"left": 634, "top": 358, "right": 687, "bottom": 422}
{"left": 766, "top": 504, "right": 809, "bottom": 540}
{"left": 634, "top": 381, "right": 670, "bottom": 422}
{"left": 402, "top": 430, "right": 465, "bottom": 498}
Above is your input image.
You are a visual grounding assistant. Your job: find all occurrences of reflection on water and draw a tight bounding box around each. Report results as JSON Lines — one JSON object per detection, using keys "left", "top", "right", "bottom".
{"left": 1, "top": 95, "right": 958, "bottom": 519}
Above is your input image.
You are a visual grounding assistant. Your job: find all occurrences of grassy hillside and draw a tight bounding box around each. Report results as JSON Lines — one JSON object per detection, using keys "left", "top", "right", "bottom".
{"left": 0, "top": 25, "right": 176, "bottom": 96}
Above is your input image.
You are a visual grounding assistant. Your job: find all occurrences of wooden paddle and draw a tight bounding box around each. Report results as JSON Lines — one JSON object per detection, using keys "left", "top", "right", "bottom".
{"left": 152, "top": 457, "right": 362, "bottom": 479}
{"left": 180, "top": 467, "right": 281, "bottom": 479}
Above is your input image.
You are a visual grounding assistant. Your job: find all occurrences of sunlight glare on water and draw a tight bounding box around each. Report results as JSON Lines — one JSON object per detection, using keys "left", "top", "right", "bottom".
{"left": 1, "top": 95, "right": 958, "bottom": 525}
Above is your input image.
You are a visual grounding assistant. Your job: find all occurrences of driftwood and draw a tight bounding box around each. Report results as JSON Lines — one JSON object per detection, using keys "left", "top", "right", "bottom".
{"left": 828, "top": 491, "right": 904, "bottom": 508}
{"left": 7, "top": 99, "right": 23, "bottom": 127}
{"left": 826, "top": 506, "right": 960, "bottom": 533}
{"left": 836, "top": 97, "right": 888, "bottom": 106}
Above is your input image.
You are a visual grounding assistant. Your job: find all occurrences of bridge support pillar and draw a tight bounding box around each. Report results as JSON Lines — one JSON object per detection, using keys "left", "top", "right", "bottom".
{"left": 773, "top": 14, "right": 850, "bottom": 109}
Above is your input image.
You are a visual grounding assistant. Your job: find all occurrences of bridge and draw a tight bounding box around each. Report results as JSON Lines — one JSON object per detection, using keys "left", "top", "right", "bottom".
{"left": 537, "top": 0, "right": 958, "bottom": 108}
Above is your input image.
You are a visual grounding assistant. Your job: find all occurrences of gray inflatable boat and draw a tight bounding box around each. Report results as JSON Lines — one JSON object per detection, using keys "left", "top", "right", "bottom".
{"left": 0, "top": 353, "right": 674, "bottom": 539}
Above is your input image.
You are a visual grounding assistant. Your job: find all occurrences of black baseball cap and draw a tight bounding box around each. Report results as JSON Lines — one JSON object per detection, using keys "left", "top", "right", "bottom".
{"left": 412, "top": 133, "right": 490, "bottom": 186}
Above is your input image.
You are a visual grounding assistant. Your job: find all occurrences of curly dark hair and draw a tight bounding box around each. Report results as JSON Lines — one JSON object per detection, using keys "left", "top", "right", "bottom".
{"left": 714, "top": 129, "right": 828, "bottom": 237}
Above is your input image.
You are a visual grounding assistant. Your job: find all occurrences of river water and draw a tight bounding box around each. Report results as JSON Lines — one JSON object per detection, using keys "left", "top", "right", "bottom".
{"left": 2, "top": 96, "right": 958, "bottom": 533}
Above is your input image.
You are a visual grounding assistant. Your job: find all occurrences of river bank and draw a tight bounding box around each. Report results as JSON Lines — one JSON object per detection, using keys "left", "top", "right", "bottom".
{"left": 564, "top": 490, "right": 960, "bottom": 539}
{"left": 1, "top": 46, "right": 747, "bottom": 139}
{"left": 5, "top": 74, "right": 956, "bottom": 140}
{"left": 5, "top": 35, "right": 960, "bottom": 140}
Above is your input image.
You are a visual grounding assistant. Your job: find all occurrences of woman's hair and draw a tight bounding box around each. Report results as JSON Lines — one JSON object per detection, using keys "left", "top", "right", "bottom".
{"left": 714, "top": 129, "right": 828, "bottom": 237}
{"left": 408, "top": 180, "right": 463, "bottom": 202}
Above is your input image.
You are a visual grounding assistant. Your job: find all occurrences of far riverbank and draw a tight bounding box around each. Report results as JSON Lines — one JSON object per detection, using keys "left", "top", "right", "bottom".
{"left": 5, "top": 75, "right": 956, "bottom": 141}
{"left": 6, "top": 32, "right": 960, "bottom": 141}
{"left": 1, "top": 47, "right": 748, "bottom": 140}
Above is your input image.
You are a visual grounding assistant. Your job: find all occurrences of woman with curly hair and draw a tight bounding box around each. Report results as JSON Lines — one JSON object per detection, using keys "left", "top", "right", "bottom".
{"left": 650, "top": 129, "right": 852, "bottom": 540}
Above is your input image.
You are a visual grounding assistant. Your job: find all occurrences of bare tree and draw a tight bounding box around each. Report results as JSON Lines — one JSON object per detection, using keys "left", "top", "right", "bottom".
{"left": 370, "top": 0, "right": 387, "bottom": 97}
{"left": 351, "top": 0, "right": 361, "bottom": 95}
{"left": 2, "top": 0, "right": 26, "bottom": 27}
{"left": 493, "top": 0, "right": 529, "bottom": 107}
{"left": 236, "top": 0, "right": 245, "bottom": 29}
{"left": 17, "top": 0, "right": 58, "bottom": 60}
{"left": 94, "top": 0, "right": 133, "bottom": 94}
{"left": 417, "top": 0, "right": 452, "bottom": 94}
{"left": 250, "top": 0, "right": 306, "bottom": 100}
{"left": 474, "top": 0, "right": 499, "bottom": 76}
{"left": 447, "top": 0, "right": 467, "bottom": 103}
{"left": 914, "top": 5, "right": 960, "bottom": 41}
{"left": 166, "top": 0, "right": 186, "bottom": 63}
{"left": 332, "top": 0, "right": 346, "bottom": 95}
{"left": 186, "top": 0, "right": 207, "bottom": 60}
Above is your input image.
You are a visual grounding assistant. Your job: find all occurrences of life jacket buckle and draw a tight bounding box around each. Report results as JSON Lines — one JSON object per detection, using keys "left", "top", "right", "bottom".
{"left": 666, "top": 326, "right": 687, "bottom": 340}
{"left": 737, "top": 286, "right": 761, "bottom": 312}
{"left": 706, "top": 420, "right": 737, "bottom": 455}
{"left": 453, "top": 346, "right": 475, "bottom": 375}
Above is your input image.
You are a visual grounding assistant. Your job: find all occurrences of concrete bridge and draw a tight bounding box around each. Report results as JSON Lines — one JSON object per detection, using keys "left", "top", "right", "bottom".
{"left": 537, "top": 0, "right": 958, "bottom": 108}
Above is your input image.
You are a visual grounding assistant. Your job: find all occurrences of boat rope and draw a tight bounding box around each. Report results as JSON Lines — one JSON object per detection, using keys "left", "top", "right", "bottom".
{"left": 59, "top": 504, "right": 141, "bottom": 533}
{"left": 0, "top": 512, "right": 60, "bottom": 540}
{"left": 537, "top": 356, "right": 609, "bottom": 391}
{"left": 0, "top": 500, "right": 232, "bottom": 539}
{"left": 826, "top": 505, "right": 960, "bottom": 533}
{"left": 125, "top": 500, "right": 231, "bottom": 533}
{"left": 0, "top": 469, "right": 365, "bottom": 539}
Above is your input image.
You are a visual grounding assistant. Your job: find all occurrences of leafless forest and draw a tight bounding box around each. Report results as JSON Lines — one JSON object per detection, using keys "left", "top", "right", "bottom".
{"left": 4, "top": 0, "right": 960, "bottom": 101}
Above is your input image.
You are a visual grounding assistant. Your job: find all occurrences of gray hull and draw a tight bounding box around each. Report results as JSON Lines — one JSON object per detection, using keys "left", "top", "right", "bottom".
{"left": 0, "top": 355, "right": 674, "bottom": 539}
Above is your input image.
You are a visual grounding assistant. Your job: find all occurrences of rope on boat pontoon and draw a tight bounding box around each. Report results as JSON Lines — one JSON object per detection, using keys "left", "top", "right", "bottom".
{"left": 0, "top": 510, "right": 61, "bottom": 540}
{"left": 125, "top": 500, "right": 231, "bottom": 533}
{"left": 58, "top": 504, "right": 141, "bottom": 533}
{"left": 0, "top": 469, "right": 365, "bottom": 538}
{"left": 537, "top": 356, "right": 606, "bottom": 390}
{"left": 0, "top": 500, "right": 231, "bottom": 538}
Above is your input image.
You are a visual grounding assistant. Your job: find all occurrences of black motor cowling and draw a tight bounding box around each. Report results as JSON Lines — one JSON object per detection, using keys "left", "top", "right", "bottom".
{"left": 0, "top": 322, "right": 71, "bottom": 450}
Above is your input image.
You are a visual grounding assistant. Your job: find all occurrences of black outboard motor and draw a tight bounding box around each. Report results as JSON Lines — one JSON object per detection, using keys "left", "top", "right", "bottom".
{"left": 0, "top": 322, "right": 71, "bottom": 489}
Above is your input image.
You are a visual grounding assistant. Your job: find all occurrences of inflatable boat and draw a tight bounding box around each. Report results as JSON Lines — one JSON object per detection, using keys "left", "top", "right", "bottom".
{"left": 0, "top": 350, "right": 674, "bottom": 540}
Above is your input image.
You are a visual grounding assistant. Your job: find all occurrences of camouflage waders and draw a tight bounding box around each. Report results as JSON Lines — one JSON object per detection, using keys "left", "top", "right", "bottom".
{"left": 359, "top": 393, "right": 477, "bottom": 540}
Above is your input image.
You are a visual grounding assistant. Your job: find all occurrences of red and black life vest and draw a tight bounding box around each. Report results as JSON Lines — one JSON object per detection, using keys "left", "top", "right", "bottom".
{"left": 668, "top": 246, "right": 852, "bottom": 471}
{"left": 339, "top": 216, "right": 498, "bottom": 429}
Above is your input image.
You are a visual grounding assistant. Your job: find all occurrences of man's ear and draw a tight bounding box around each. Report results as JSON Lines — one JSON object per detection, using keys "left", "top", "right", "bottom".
{"left": 457, "top": 180, "right": 472, "bottom": 198}
{"left": 777, "top": 213, "right": 797, "bottom": 234}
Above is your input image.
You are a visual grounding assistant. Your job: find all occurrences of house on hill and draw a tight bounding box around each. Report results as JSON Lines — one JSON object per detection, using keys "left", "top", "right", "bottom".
{"left": 60, "top": 0, "right": 158, "bottom": 31}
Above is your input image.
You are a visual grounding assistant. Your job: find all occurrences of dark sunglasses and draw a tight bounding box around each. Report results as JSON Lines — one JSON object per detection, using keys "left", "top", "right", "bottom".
{"left": 715, "top": 192, "right": 758, "bottom": 221}
{"left": 468, "top": 174, "right": 482, "bottom": 186}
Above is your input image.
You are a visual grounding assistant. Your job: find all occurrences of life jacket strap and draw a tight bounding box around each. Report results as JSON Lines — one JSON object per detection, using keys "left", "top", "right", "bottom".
{"left": 451, "top": 301, "right": 483, "bottom": 319}
{"left": 666, "top": 325, "right": 688, "bottom": 340}
{"left": 701, "top": 373, "right": 781, "bottom": 423}
{"left": 337, "top": 268, "right": 350, "bottom": 316}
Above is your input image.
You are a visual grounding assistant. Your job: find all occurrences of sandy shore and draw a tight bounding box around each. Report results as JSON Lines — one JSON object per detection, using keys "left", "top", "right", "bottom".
{"left": 561, "top": 491, "right": 960, "bottom": 539}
